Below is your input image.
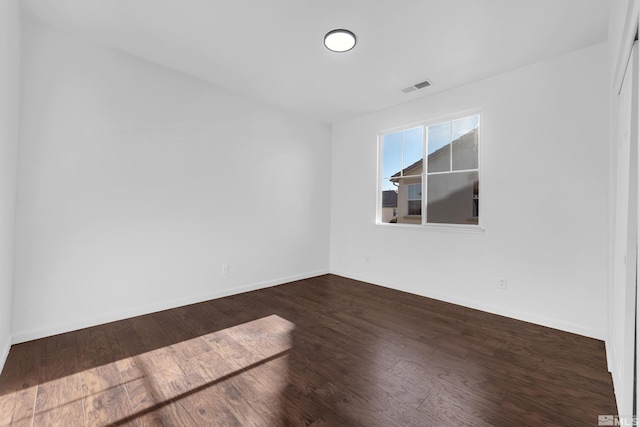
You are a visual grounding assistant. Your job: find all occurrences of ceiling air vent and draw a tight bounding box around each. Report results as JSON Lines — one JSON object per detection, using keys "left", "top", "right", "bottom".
{"left": 402, "top": 79, "right": 432, "bottom": 94}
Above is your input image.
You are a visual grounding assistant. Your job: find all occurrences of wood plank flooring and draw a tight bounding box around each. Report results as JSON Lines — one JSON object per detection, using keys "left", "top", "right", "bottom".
{"left": 0, "top": 274, "right": 617, "bottom": 426}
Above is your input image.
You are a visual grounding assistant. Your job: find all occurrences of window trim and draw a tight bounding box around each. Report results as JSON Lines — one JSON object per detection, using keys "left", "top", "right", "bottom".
{"left": 376, "top": 109, "right": 484, "bottom": 232}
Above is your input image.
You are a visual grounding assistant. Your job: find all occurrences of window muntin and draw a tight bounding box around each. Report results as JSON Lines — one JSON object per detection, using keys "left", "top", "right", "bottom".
{"left": 378, "top": 113, "right": 480, "bottom": 227}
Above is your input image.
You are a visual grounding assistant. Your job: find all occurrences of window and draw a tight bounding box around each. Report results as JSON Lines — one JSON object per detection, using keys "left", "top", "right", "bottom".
{"left": 378, "top": 113, "right": 480, "bottom": 227}
{"left": 407, "top": 184, "right": 422, "bottom": 215}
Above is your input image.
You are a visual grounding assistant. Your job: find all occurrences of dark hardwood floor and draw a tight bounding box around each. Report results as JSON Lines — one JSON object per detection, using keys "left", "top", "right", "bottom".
{"left": 0, "top": 274, "right": 617, "bottom": 426}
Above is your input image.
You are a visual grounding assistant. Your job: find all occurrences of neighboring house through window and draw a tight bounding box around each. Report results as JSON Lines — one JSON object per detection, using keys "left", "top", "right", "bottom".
{"left": 381, "top": 190, "right": 398, "bottom": 223}
{"left": 379, "top": 113, "right": 480, "bottom": 227}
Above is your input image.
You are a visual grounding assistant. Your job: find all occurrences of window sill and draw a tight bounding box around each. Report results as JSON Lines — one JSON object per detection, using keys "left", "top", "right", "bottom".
{"left": 376, "top": 222, "right": 485, "bottom": 234}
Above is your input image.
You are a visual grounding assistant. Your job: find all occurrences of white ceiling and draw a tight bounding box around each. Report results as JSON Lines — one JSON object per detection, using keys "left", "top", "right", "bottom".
{"left": 21, "top": 0, "right": 610, "bottom": 124}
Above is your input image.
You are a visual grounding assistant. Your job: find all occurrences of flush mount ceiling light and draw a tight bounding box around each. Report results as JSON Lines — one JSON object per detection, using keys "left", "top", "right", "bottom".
{"left": 324, "top": 29, "right": 356, "bottom": 52}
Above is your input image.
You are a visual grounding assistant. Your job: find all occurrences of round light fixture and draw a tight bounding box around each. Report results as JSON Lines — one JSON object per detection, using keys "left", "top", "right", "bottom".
{"left": 324, "top": 29, "right": 356, "bottom": 52}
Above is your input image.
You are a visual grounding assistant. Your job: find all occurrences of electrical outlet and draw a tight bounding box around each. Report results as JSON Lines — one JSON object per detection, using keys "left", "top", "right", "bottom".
{"left": 498, "top": 278, "right": 507, "bottom": 290}
{"left": 222, "top": 264, "right": 229, "bottom": 275}
{"left": 364, "top": 256, "right": 370, "bottom": 264}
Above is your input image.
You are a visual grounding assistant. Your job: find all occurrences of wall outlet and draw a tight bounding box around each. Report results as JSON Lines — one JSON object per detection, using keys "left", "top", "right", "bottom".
{"left": 498, "top": 278, "right": 507, "bottom": 290}
{"left": 364, "top": 256, "right": 370, "bottom": 264}
{"left": 222, "top": 264, "right": 229, "bottom": 275}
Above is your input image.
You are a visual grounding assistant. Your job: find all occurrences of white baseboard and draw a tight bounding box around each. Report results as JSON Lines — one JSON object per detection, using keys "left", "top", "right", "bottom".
{"left": 0, "top": 334, "right": 11, "bottom": 375}
{"left": 605, "top": 338, "right": 615, "bottom": 373}
{"left": 12, "top": 268, "right": 603, "bottom": 344}
{"left": 12, "top": 269, "right": 329, "bottom": 344}
{"left": 330, "top": 270, "right": 606, "bottom": 341}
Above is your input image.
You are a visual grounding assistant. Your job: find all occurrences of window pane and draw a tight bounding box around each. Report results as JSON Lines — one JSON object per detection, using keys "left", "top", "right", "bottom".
{"left": 427, "top": 171, "right": 479, "bottom": 225}
{"left": 408, "top": 183, "right": 422, "bottom": 200}
{"left": 382, "top": 132, "right": 401, "bottom": 178}
{"left": 402, "top": 127, "right": 423, "bottom": 173}
{"left": 391, "top": 178, "right": 422, "bottom": 224}
{"left": 408, "top": 200, "right": 422, "bottom": 216}
{"left": 380, "top": 187, "right": 398, "bottom": 223}
{"left": 452, "top": 115, "right": 479, "bottom": 171}
{"left": 428, "top": 122, "right": 451, "bottom": 173}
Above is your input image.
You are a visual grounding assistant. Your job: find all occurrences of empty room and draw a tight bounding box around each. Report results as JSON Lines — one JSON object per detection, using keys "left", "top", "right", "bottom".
{"left": 0, "top": 0, "right": 638, "bottom": 426}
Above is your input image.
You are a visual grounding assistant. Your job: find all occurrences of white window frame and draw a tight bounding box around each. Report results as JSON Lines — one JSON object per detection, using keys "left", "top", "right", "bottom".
{"left": 376, "top": 110, "right": 484, "bottom": 233}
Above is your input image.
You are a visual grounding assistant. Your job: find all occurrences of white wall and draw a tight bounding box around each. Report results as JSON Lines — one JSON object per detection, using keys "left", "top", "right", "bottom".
{"left": 609, "top": 0, "right": 636, "bottom": 88}
{"left": 12, "top": 15, "right": 331, "bottom": 342}
{"left": 330, "top": 43, "right": 610, "bottom": 339}
{"left": 607, "top": 0, "right": 638, "bottom": 416}
{"left": 0, "top": 0, "right": 20, "bottom": 368}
